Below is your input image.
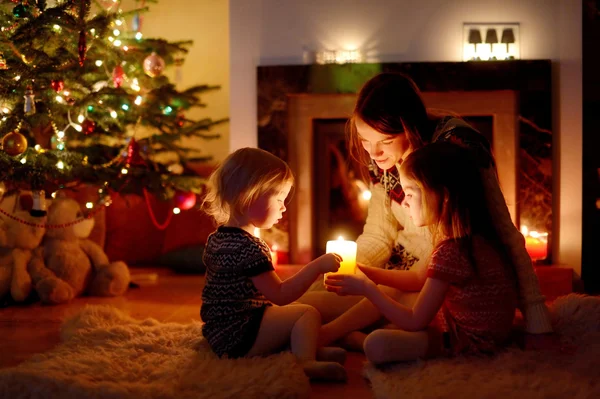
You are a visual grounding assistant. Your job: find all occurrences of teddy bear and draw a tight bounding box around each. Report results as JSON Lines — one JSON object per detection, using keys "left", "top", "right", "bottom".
{"left": 28, "top": 196, "right": 131, "bottom": 304}
{"left": 0, "top": 192, "right": 46, "bottom": 304}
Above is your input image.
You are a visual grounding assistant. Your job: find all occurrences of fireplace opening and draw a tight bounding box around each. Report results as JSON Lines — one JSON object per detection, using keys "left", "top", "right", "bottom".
{"left": 313, "top": 118, "right": 367, "bottom": 256}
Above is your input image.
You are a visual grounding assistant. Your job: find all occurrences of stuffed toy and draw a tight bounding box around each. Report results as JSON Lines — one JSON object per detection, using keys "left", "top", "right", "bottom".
{"left": 28, "top": 196, "right": 131, "bottom": 304}
{"left": 0, "top": 193, "right": 46, "bottom": 303}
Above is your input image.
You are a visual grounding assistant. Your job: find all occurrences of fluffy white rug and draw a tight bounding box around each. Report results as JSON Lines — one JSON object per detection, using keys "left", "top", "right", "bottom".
{"left": 364, "top": 294, "right": 600, "bottom": 399}
{"left": 0, "top": 306, "right": 310, "bottom": 399}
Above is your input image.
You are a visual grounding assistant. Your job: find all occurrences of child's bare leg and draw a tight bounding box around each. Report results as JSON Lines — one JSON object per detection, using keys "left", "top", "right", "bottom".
{"left": 363, "top": 329, "right": 429, "bottom": 364}
{"left": 247, "top": 304, "right": 346, "bottom": 382}
{"left": 297, "top": 290, "right": 362, "bottom": 323}
{"left": 319, "top": 286, "right": 418, "bottom": 347}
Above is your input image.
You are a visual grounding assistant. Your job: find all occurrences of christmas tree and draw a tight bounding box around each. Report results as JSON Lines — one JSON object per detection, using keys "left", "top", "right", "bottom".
{"left": 0, "top": 0, "right": 225, "bottom": 216}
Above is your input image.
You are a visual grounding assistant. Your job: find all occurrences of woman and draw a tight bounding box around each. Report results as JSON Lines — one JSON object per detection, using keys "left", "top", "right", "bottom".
{"left": 298, "top": 72, "right": 552, "bottom": 348}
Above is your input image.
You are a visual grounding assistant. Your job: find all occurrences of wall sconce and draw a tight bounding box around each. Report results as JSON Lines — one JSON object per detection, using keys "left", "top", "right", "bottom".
{"left": 315, "top": 49, "right": 363, "bottom": 64}
{"left": 463, "top": 23, "right": 519, "bottom": 61}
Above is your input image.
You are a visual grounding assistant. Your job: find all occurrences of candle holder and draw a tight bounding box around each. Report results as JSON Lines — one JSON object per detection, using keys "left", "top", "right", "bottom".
{"left": 324, "top": 236, "right": 357, "bottom": 281}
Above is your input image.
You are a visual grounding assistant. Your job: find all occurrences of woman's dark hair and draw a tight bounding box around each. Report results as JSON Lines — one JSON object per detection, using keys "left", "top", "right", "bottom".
{"left": 347, "top": 72, "right": 434, "bottom": 168}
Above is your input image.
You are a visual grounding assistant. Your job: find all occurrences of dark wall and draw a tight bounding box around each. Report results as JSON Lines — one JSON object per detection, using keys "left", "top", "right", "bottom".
{"left": 582, "top": 1, "right": 600, "bottom": 293}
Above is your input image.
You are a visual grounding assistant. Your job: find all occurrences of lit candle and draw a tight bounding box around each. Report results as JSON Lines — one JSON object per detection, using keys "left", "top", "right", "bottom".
{"left": 324, "top": 237, "right": 357, "bottom": 280}
{"left": 521, "top": 226, "right": 548, "bottom": 261}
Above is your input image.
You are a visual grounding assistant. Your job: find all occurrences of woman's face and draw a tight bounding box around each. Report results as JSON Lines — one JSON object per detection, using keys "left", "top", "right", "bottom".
{"left": 355, "top": 118, "right": 411, "bottom": 170}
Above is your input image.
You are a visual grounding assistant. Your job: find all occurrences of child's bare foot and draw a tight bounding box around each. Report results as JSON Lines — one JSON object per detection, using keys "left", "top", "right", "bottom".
{"left": 316, "top": 346, "right": 347, "bottom": 365}
{"left": 302, "top": 361, "right": 347, "bottom": 382}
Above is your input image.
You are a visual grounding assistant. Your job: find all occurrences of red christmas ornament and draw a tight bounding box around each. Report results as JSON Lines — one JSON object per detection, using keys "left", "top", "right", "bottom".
{"left": 50, "top": 79, "right": 64, "bottom": 92}
{"left": 112, "top": 65, "right": 124, "bottom": 88}
{"left": 125, "top": 137, "right": 145, "bottom": 166}
{"left": 81, "top": 119, "right": 96, "bottom": 135}
{"left": 78, "top": 30, "right": 87, "bottom": 66}
{"left": 174, "top": 190, "right": 196, "bottom": 210}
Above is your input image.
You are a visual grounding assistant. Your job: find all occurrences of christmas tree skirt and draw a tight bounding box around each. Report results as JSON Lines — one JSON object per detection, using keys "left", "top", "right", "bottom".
{"left": 364, "top": 294, "right": 600, "bottom": 399}
{"left": 0, "top": 306, "right": 310, "bottom": 399}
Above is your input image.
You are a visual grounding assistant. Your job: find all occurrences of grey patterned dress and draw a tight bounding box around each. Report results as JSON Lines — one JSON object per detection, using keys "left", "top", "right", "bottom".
{"left": 201, "top": 226, "right": 274, "bottom": 358}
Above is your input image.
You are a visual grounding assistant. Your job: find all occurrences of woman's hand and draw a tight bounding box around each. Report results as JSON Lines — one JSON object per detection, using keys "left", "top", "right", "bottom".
{"left": 324, "top": 273, "right": 376, "bottom": 296}
{"left": 311, "top": 253, "right": 342, "bottom": 274}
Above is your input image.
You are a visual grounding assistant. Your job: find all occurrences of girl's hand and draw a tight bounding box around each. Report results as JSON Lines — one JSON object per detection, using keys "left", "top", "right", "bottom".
{"left": 312, "top": 253, "right": 342, "bottom": 274}
{"left": 324, "top": 274, "right": 376, "bottom": 296}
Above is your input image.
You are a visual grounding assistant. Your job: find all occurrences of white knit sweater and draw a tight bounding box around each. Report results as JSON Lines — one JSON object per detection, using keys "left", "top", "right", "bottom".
{"left": 356, "top": 162, "right": 553, "bottom": 334}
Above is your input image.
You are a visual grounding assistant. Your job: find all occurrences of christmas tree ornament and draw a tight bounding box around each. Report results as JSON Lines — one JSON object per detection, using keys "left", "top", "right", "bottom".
{"left": 132, "top": 0, "right": 145, "bottom": 31}
{"left": 125, "top": 137, "right": 145, "bottom": 166}
{"left": 50, "top": 79, "right": 64, "bottom": 92}
{"left": 143, "top": 52, "right": 165, "bottom": 78}
{"left": 78, "top": 30, "right": 86, "bottom": 66}
{"left": 24, "top": 86, "right": 36, "bottom": 115}
{"left": 81, "top": 119, "right": 96, "bottom": 135}
{"left": 112, "top": 64, "right": 124, "bottom": 88}
{"left": 30, "top": 190, "right": 47, "bottom": 217}
{"left": 132, "top": 13, "right": 141, "bottom": 32}
{"left": 0, "top": 53, "right": 8, "bottom": 70}
{"left": 173, "top": 190, "right": 196, "bottom": 210}
{"left": 13, "top": 3, "right": 28, "bottom": 18}
{"left": 2, "top": 130, "right": 28, "bottom": 156}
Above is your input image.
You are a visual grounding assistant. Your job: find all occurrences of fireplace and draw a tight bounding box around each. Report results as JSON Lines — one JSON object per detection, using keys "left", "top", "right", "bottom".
{"left": 257, "top": 61, "right": 553, "bottom": 265}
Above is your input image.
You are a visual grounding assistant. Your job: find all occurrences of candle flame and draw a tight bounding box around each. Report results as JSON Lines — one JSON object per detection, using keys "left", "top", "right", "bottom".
{"left": 337, "top": 236, "right": 344, "bottom": 241}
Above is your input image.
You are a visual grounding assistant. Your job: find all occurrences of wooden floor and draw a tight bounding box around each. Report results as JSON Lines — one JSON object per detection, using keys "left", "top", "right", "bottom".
{"left": 0, "top": 266, "right": 374, "bottom": 399}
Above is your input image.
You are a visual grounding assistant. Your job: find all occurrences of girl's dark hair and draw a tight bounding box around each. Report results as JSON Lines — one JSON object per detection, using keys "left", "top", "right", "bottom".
{"left": 399, "top": 142, "right": 498, "bottom": 247}
{"left": 347, "top": 72, "right": 434, "bottom": 168}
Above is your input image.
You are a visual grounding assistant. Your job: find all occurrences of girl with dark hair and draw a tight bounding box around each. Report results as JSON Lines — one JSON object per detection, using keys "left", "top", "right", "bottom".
{"left": 322, "top": 142, "right": 519, "bottom": 362}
